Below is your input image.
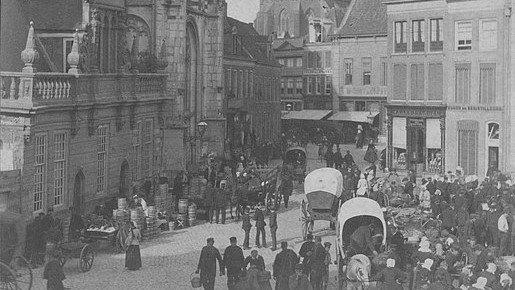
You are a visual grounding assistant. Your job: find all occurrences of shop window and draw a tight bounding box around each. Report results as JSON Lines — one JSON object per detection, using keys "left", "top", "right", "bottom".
{"left": 296, "top": 58, "right": 303, "bottom": 67}
{"left": 412, "top": 20, "right": 425, "bottom": 52}
{"left": 479, "top": 19, "right": 497, "bottom": 51}
{"left": 456, "top": 21, "right": 472, "bottom": 51}
{"left": 392, "top": 117, "right": 407, "bottom": 170}
{"left": 344, "top": 59, "right": 353, "bottom": 85}
{"left": 426, "top": 119, "right": 442, "bottom": 173}
{"left": 393, "top": 64, "right": 407, "bottom": 100}
{"left": 339, "top": 101, "right": 354, "bottom": 111}
{"left": 308, "top": 77, "right": 315, "bottom": 94}
{"left": 430, "top": 18, "right": 443, "bottom": 52}
{"left": 479, "top": 63, "right": 496, "bottom": 104}
{"left": 394, "top": 21, "right": 407, "bottom": 53}
{"left": 33, "top": 134, "right": 47, "bottom": 212}
{"left": 410, "top": 64, "right": 424, "bottom": 100}
{"left": 362, "top": 58, "right": 371, "bottom": 85}
{"left": 455, "top": 63, "right": 471, "bottom": 104}
{"left": 428, "top": 63, "right": 443, "bottom": 100}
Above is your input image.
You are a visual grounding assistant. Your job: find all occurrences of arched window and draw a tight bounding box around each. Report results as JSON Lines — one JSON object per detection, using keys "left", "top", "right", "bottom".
{"left": 279, "top": 9, "right": 290, "bottom": 35}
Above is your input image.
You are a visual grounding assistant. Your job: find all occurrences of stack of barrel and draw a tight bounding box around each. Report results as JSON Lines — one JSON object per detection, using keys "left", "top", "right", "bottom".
{"left": 177, "top": 199, "right": 198, "bottom": 227}
{"left": 142, "top": 206, "right": 160, "bottom": 240}
{"left": 130, "top": 207, "right": 145, "bottom": 230}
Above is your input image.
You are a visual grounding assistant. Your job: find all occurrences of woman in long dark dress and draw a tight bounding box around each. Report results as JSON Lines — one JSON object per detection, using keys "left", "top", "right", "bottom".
{"left": 43, "top": 250, "right": 66, "bottom": 290}
{"left": 125, "top": 221, "right": 142, "bottom": 271}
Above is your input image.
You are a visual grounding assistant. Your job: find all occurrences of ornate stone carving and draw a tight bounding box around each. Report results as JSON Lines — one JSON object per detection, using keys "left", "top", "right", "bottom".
{"left": 67, "top": 29, "right": 81, "bottom": 74}
{"left": 21, "top": 22, "right": 39, "bottom": 73}
{"left": 129, "top": 104, "right": 136, "bottom": 130}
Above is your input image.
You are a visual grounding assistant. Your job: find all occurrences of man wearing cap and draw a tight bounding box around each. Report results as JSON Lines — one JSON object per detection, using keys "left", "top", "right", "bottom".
{"left": 196, "top": 238, "right": 224, "bottom": 290}
{"left": 289, "top": 264, "right": 311, "bottom": 290}
{"left": 223, "top": 237, "right": 244, "bottom": 289}
{"left": 350, "top": 224, "right": 378, "bottom": 256}
{"left": 473, "top": 263, "right": 501, "bottom": 289}
{"left": 322, "top": 242, "right": 332, "bottom": 290}
{"left": 486, "top": 203, "right": 502, "bottom": 248}
{"left": 309, "top": 236, "right": 326, "bottom": 290}
{"left": 371, "top": 258, "right": 407, "bottom": 290}
{"left": 273, "top": 241, "right": 299, "bottom": 290}
{"left": 299, "top": 233, "right": 315, "bottom": 275}
{"left": 269, "top": 207, "right": 278, "bottom": 251}
{"left": 254, "top": 204, "right": 267, "bottom": 248}
{"left": 498, "top": 209, "right": 510, "bottom": 256}
{"left": 242, "top": 207, "right": 252, "bottom": 250}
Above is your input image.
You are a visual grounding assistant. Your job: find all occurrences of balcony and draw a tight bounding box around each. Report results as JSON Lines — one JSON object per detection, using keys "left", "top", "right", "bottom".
{"left": 340, "top": 85, "right": 387, "bottom": 97}
{"left": 0, "top": 72, "right": 167, "bottom": 113}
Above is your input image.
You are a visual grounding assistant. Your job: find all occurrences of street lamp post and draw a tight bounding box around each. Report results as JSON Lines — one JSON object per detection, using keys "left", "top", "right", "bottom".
{"left": 187, "top": 121, "right": 208, "bottom": 164}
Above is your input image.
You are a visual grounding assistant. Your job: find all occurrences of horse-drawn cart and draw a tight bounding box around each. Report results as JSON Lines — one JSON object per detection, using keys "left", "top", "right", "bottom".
{"left": 283, "top": 146, "right": 307, "bottom": 183}
{"left": 0, "top": 211, "right": 33, "bottom": 290}
{"left": 300, "top": 168, "right": 343, "bottom": 240}
{"left": 336, "top": 198, "right": 388, "bottom": 289}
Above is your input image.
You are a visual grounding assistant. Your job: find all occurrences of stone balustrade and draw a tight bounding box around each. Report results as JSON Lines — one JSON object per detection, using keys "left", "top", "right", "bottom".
{"left": 0, "top": 72, "right": 167, "bottom": 112}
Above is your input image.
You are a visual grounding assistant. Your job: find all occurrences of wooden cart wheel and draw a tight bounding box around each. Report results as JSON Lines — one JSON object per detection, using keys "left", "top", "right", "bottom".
{"left": 79, "top": 244, "right": 94, "bottom": 272}
{"left": 300, "top": 200, "right": 314, "bottom": 240}
{"left": 0, "top": 261, "right": 18, "bottom": 290}
{"left": 11, "top": 256, "right": 33, "bottom": 290}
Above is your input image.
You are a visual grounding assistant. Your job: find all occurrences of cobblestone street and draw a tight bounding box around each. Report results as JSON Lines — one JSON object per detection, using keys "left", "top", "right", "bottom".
{"left": 31, "top": 144, "right": 374, "bottom": 290}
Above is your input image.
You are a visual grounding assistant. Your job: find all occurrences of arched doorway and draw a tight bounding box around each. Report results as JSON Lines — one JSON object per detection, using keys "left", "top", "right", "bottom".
{"left": 119, "top": 160, "right": 130, "bottom": 198}
{"left": 73, "top": 171, "right": 85, "bottom": 214}
{"left": 185, "top": 20, "right": 200, "bottom": 164}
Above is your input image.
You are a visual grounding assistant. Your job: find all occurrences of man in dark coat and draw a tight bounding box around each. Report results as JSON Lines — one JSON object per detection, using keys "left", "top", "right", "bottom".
{"left": 309, "top": 237, "right": 326, "bottom": 290}
{"left": 299, "top": 233, "right": 315, "bottom": 275}
{"left": 279, "top": 176, "right": 293, "bottom": 208}
{"left": 270, "top": 207, "right": 278, "bottom": 251}
{"left": 333, "top": 148, "right": 343, "bottom": 169}
{"left": 196, "top": 238, "right": 224, "bottom": 290}
{"left": 324, "top": 149, "right": 334, "bottom": 168}
{"left": 254, "top": 205, "right": 267, "bottom": 248}
{"left": 403, "top": 178, "right": 414, "bottom": 200}
{"left": 273, "top": 241, "right": 299, "bottom": 290}
{"left": 173, "top": 171, "right": 184, "bottom": 198}
{"left": 242, "top": 208, "right": 252, "bottom": 250}
{"left": 289, "top": 264, "right": 311, "bottom": 290}
{"left": 215, "top": 188, "right": 227, "bottom": 224}
{"left": 223, "top": 237, "right": 244, "bottom": 290}
{"left": 371, "top": 258, "right": 407, "bottom": 290}
{"left": 343, "top": 151, "right": 355, "bottom": 169}
{"left": 350, "top": 224, "right": 378, "bottom": 256}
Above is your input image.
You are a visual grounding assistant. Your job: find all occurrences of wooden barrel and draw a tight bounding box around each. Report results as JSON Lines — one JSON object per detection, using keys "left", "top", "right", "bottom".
{"left": 147, "top": 206, "right": 156, "bottom": 217}
{"left": 178, "top": 199, "right": 188, "bottom": 214}
{"left": 130, "top": 209, "right": 141, "bottom": 221}
{"left": 188, "top": 203, "right": 197, "bottom": 226}
{"left": 118, "top": 198, "right": 127, "bottom": 209}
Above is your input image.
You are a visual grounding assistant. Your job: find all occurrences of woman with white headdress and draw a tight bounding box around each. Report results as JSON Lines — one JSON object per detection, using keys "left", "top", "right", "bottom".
{"left": 371, "top": 258, "right": 407, "bottom": 290}
{"left": 356, "top": 173, "right": 368, "bottom": 197}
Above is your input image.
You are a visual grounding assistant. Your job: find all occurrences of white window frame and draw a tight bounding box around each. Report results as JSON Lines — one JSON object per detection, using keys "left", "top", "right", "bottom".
{"left": 394, "top": 21, "right": 408, "bottom": 53}
{"left": 479, "top": 19, "right": 497, "bottom": 51}
{"left": 33, "top": 133, "right": 47, "bottom": 213}
{"left": 96, "top": 125, "right": 108, "bottom": 194}
{"left": 325, "top": 76, "right": 332, "bottom": 94}
{"left": 456, "top": 21, "right": 472, "bottom": 51}
{"left": 411, "top": 19, "right": 426, "bottom": 53}
{"left": 429, "top": 18, "right": 444, "bottom": 52}
{"left": 53, "top": 132, "right": 67, "bottom": 207}
{"left": 296, "top": 58, "right": 303, "bottom": 67}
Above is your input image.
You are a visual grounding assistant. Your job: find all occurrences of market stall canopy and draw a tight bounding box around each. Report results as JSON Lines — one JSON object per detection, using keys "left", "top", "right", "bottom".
{"left": 337, "top": 197, "right": 387, "bottom": 256}
{"left": 328, "top": 111, "right": 379, "bottom": 123}
{"left": 281, "top": 110, "right": 332, "bottom": 120}
{"left": 304, "top": 168, "right": 343, "bottom": 209}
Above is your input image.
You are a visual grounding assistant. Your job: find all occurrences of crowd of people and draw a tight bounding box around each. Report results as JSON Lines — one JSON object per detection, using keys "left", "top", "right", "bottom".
{"left": 195, "top": 233, "right": 334, "bottom": 290}
{"left": 345, "top": 163, "right": 515, "bottom": 290}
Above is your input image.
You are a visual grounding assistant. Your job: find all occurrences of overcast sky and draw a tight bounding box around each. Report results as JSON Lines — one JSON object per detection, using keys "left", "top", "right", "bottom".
{"left": 226, "top": 0, "right": 260, "bottom": 24}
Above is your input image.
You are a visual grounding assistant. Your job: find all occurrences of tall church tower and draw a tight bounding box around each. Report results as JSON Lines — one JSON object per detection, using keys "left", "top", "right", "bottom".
{"left": 254, "top": 0, "right": 351, "bottom": 38}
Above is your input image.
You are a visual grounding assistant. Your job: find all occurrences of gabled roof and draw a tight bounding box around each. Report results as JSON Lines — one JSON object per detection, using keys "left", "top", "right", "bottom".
{"left": 224, "top": 17, "right": 279, "bottom": 66}
{"left": 336, "top": 0, "right": 387, "bottom": 36}
{"left": 272, "top": 37, "right": 305, "bottom": 50}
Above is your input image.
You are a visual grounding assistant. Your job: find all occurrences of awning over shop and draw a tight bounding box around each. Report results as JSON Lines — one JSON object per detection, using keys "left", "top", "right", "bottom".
{"left": 281, "top": 110, "right": 332, "bottom": 120}
{"left": 327, "top": 111, "right": 379, "bottom": 123}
